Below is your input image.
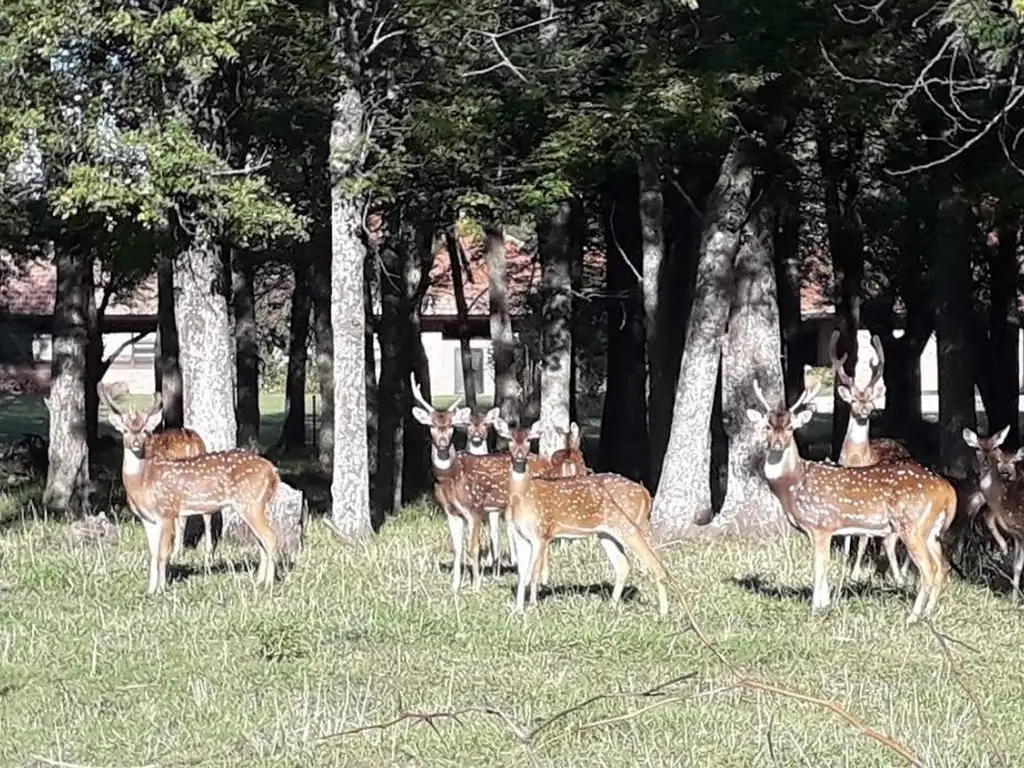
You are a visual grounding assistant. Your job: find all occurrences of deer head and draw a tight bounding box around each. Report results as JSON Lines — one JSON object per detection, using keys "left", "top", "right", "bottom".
{"left": 963, "top": 425, "right": 1023, "bottom": 498}
{"left": 98, "top": 385, "right": 164, "bottom": 457}
{"left": 494, "top": 418, "right": 542, "bottom": 472}
{"left": 746, "top": 379, "right": 821, "bottom": 471}
{"left": 829, "top": 330, "right": 885, "bottom": 424}
{"left": 465, "top": 408, "right": 500, "bottom": 452}
{"left": 409, "top": 373, "right": 466, "bottom": 459}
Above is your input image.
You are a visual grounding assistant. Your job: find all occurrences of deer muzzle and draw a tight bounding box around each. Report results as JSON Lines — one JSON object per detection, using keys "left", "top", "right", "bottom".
{"left": 512, "top": 457, "right": 528, "bottom": 473}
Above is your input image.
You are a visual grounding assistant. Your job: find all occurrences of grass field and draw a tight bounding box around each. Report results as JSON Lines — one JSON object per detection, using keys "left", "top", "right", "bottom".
{"left": 1, "top": 393, "right": 1022, "bottom": 766}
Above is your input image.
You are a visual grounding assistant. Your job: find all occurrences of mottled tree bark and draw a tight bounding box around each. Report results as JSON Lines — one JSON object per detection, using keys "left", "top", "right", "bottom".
{"left": 44, "top": 246, "right": 91, "bottom": 515}
{"left": 651, "top": 138, "right": 756, "bottom": 540}
{"left": 639, "top": 153, "right": 666, "bottom": 487}
{"left": 480, "top": 209, "right": 517, "bottom": 441}
{"left": 445, "top": 229, "right": 477, "bottom": 409}
{"left": 599, "top": 178, "right": 648, "bottom": 481}
{"left": 278, "top": 251, "right": 311, "bottom": 451}
{"left": 310, "top": 234, "right": 334, "bottom": 472}
{"left": 979, "top": 211, "right": 1020, "bottom": 444}
{"left": 932, "top": 190, "right": 977, "bottom": 478}
{"left": 773, "top": 184, "right": 804, "bottom": 406}
{"left": 233, "top": 253, "right": 260, "bottom": 449}
{"left": 155, "top": 257, "right": 184, "bottom": 429}
{"left": 326, "top": 54, "right": 372, "bottom": 538}
{"left": 716, "top": 197, "right": 788, "bottom": 536}
{"left": 536, "top": 199, "right": 580, "bottom": 456}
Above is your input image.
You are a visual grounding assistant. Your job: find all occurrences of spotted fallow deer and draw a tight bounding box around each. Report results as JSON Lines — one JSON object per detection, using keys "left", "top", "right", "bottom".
{"left": 962, "top": 426, "right": 1024, "bottom": 598}
{"left": 829, "top": 331, "right": 915, "bottom": 583}
{"left": 99, "top": 390, "right": 215, "bottom": 562}
{"left": 464, "top": 408, "right": 500, "bottom": 456}
{"left": 747, "top": 378, "right": 955, "bottom": 623}
{"left": 495, "top": 418, "right": 668, "bottom": 617}
{"left": 100, "top": 387, "right": 279, "bottom": 594}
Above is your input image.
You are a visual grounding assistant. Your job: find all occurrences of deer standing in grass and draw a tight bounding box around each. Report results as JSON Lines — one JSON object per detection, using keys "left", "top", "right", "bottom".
{"left": 495, "top": 418, "right": 668, "bottom": 617}
{"left": 747, "top": 379, "right": 955, "bottom": 623}
{"left": 100, "top": 388, "right": 279, "bottom": 594}
{"left": 829, "top": 331, "right": 915, "bottom": 583}
{"left": 962, "top": 426, "right": 1024, "bottom": 598}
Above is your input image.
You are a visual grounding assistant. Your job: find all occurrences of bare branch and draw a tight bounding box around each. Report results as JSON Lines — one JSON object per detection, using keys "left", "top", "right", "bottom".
{"left": 607, "top": 200, "right": 644, "bottom": 284}
{"left": 461, "top": 13, "right": 564, "bottom": 82}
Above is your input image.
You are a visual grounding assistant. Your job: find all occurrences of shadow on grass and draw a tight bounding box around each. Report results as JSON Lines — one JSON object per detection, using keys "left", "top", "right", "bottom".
{"left": 166, "top": 555, "right": 296, "bottom": 586}
{"left": 438, "top": 559, "right": 520, "bottom": 579}
{"left": 526, "top": 581, "right": 642, "bottom": 604}
{"left": 730, "top": 573, "right": 911, "bottom": 604}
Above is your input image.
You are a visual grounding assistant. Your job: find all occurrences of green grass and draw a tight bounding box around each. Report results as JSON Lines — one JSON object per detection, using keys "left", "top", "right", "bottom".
{"left": 0, "top": 495, "right": 1022, "bottom": 767}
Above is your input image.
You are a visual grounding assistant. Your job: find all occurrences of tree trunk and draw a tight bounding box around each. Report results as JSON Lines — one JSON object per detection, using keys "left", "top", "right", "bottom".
{"left": 651, "top": 138, "right": 756, "bottom": 541}
{"left": 84, "top": 273, "right": 101, "bottom": 451}
{"left": 816, "top": 124, "right": 865, "bottom": 460}
{"left": 44, "top": 246, "right": 92, "bottom": 516}
{"left": 327, "top": 69, "right": 373, "bottom": 538}
{"left": 599, "top": 179, "right": 648, "bottom": 481}
{"left": 536, "top": 199, "right": 580, "bottom": 455}
{"left": 155, "top": 257, "right": 184, "bottom": 429}
{"left": 445, "top": 229, "right": 478, "bottom": 410}
{"left": 481, "top": 210, "right": 518, "bottom": 439}
{"left": 931, "top": 190, "right": 977, "bottom": 478}
{"left": 365, "top": 245, "right": 379, "bottom": 489}
{"left": 402, "top": 221, "right": 436, "bottom": 503}
{"left": 233, "top": 253, "right": 260, "bottom": 449}
{"left": 310, "top": 235, "right": 334, "bottom": 472}
{"left": 774, "top": 184, "right": 804, "bottom": 406}
{"left": 278, "top": 251, "right": 311, "bottom": 451}
{"left": 639, "top": 154, "right": 667, "bottom": 487}
{"left": 716, "top": 197, "right": 789, "bottom": 536}
{"left": 981, "top": 212, "right": 1020, "bottom": 443}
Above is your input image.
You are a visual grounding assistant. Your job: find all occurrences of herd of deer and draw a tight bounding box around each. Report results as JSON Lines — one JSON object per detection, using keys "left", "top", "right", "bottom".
{"left": 92, "top": 332, "right": 1024, "bottom": 624}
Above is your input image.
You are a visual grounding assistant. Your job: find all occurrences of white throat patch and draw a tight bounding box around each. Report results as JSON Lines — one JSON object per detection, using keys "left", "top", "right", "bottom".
{"left": 122, "top": 450, "right": 143, "bottom": 476}
{"left": 467, "top": 442, "right": 488, "bottom": 456}
{"left": 846, "top": 419, "right": 869, "bottom": 445}
{"left": 432, "top": 446, "right": 454, "bottom": 471}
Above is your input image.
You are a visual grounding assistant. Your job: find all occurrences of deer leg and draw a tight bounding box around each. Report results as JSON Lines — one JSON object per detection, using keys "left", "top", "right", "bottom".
{"left": 1012, "top": 540, "right": 1024, "bottom": 604}
{"left": 923, "top": 523, "right": 949, "bottom": 617}
{"left": 505, "top": 513, "right": 518, "bottom": 567}
{"left": 445, "top": 513, "right": 466, "bottom": 594}
{"left": 171, "top": 517, "right": 185, "bottom": 560}
{"left": 466, "top": 517, "right": 482, "bottom": 592}
{"left": 614, "top": 526, "right": 669, "bottom": 618}
{"left": 202, "top": 514, "right": 214, "bottom": 571}
{"left": 851, "top": 536, "right": 870, "bottom": 581}
{"left": 901, "top": 526, "right": 935, "bottom": 624}
{"left": 141, "top": 518, "right": 166, "bottom": 595}
{"left": 512, "top": 529, "right": 536, "bottom": 613}
{"left": 157, "top": 519, "right": 174, "bottom": 593}
{"left": 487, "top": 509, "right": 502, "bottom": 577}
{"left": 883, "top": 534, "right": 905, "bottom": 587}
{"left": 539, "top": 542, "right": 551, "bottom": 586}
{"left": 238, "top": 502, "right": 277, "bottom": 588}
{"left": 985, "top": 511, "right": 1010, "bottom": 556}
{"left": 810, "top": 531, "right": 833, "bottom": 614}
{"left": 528, "top": 538, "right": 549, "bottom": 606}
{"left": 598, "top": 535, "right": 630, "bottom": 606}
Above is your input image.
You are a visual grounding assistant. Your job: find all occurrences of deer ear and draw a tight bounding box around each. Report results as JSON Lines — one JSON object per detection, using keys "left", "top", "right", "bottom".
{"left": 745, "top": 409, "right": 766, "bottom": 427}
{"left": 106, "top": 410, "right": 126, "bottom": 433}
{"left": 569, "top": 422, "right": 580, "bottom": 442}
{"left": 411, "top": 407, "right": 433, "bottom": 426}
{"left": 871, "top": 380, "right": 886, "bottom": 400}
{"left": 1014, "top": 447, "right": 1024, "bottom": 462}
{"left": 993, "top": 425, "right": 1011, "bottom": 447}
{"left": 494, "top": 418, "right": 512, "bottom": 439}
{"left": 452, "top": 407, "right": 472, "bottom": 425}
{"left": 792, "top": 408, "right": 814, "bottom": 429}
{"left": 143, "top": 409, "right": 163, "bottom": 433}
{"left": 483, "top": 407, "right": 500, "bottom": 425}
{"left": 528, "top": 421, "right": 544, "bottom": 441}
{"left": 962, "top": 428, "right": 980, "bottom": 448}
{"left": 836, "top": 385, "right": 853, "bottom": 404}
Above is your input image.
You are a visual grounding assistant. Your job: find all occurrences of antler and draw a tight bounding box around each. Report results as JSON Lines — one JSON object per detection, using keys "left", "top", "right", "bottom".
{"left": 751, "top": 379, "right": 774, "bottom": 413}
{"left": 409, "top": 373, "right": 434, "bottom": 412}
{"left": 789, "top": 378, "right": 822, "bottom": 413}
{"left": 147, "top": 392, "right": 163, "bottom": 420}
{"left": 97, "top": 383, "right": 122, "bottom": 416}
{"left": 866, "top": 334, "right": 885, "bottom": 390}
{"left": 828, "top": 330, "right": 854, "bottom": 388}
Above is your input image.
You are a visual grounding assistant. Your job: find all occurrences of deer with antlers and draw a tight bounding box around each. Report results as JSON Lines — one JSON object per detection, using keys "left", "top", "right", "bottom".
{"left": 962, "top": 426, "right": 1024, "bottom": 595}
{"left": 409, "top": 375, "right": 587, "bottom": 592}
{"left": 829, "top": 331, "right": 915, "bottom": 583}
{"left": 100, "top": 387, "right": 279, "bottom": 594}
{"left": 747, "top": 378, "right": 955, "bottom": 623}
{"left": 494, "top": 418, "right": 668, "bottom": 617}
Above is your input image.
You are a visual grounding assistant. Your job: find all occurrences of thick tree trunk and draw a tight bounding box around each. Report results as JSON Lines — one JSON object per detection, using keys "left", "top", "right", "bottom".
{"left": 44, "top": 246, "right": 91, "bottom": 515}
{"left": 278, "top": 252, "right": 311, "bottom": 451}
{"left": 445, "top": 229, "right": 478, "bottom": 410}
{"left": 639, "top": 154, "right": 666, "bottom": 487}
{"left": 716, "top": 197, "right": 789, "bottom": 536}
{"left": 536, "top": 199, "right": 580, "bottom": 455}
{"left": 327, "top": 75, "right": 373, "bottom": 538}
{"left": 402, "top": 222, "right": 436, "bottom": 503}
{"left": 365, "top": 246, "right": 379, "bottom": 489}
{"left": 931, "top": 190, "right": 977, "bottom": 478}
{"left": 481, "top": 212, "right": 517, "bottom": 428}
{"left": 310, "top": 236, "right": 334, "bottom": 472}
{"left": 155, "top": 257, "right": 184, "bottom": 429}
{"left": 599, "top": 180, "right": 648, "bottom": 481}
{"left": 981, "top": 212, "right": 1020, "bottom": 443}
{"left": 816, "top": 124, "right": 865, "bottom": 460}
{"left": 774, "top": 185, "right": 804, "bottom": 406}
{"left": 651, "top": 138, "right": 756, "bottom": 541}
{"left": 85, "top": 276, "right": 101, "bottom": 451}
{"left": 233, "top": 253, "right": 260, "bottom": 449}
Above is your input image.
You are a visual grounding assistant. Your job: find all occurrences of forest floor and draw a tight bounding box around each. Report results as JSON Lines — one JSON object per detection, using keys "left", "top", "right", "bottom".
{"left": 1, "top": 495, "right": 1022, "bottom": 767}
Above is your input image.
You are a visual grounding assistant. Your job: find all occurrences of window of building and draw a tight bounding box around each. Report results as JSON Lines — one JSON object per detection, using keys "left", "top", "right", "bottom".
{"left": 31, "top": 333, "right": 52, "bottom": 363}
{"left": 130, "top": 336, "right": 156, "bottom": 364}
